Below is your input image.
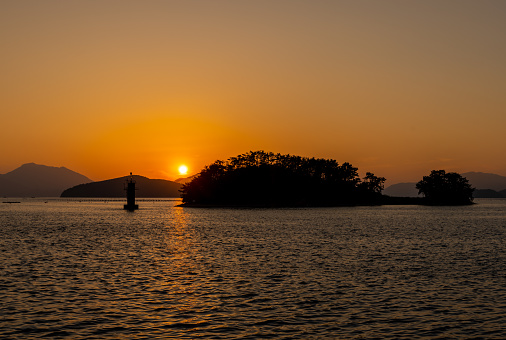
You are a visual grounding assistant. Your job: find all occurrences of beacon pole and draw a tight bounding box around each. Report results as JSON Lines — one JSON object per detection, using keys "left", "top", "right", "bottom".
{"left": 124, "top": 172, "right": 139, "bottom": 211}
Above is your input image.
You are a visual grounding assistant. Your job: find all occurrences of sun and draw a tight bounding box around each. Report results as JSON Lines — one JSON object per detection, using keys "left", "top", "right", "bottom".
{"left": 178, "top": 165, "right": 188, "bottom": 175}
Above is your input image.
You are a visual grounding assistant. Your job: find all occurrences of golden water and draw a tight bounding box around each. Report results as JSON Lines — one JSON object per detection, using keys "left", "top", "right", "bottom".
{"left": 1, "top": 198, "right": 505, "bottom": 339}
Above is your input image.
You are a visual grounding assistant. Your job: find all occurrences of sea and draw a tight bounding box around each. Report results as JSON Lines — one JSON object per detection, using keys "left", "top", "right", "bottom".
{"left": 1, "top": 198, "right": 505, "bottom": 339}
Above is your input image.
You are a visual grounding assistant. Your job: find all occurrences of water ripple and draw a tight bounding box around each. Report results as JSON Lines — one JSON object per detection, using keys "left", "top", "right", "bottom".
{"left": 1, "top": 199, "right": 506, "bottom": 338}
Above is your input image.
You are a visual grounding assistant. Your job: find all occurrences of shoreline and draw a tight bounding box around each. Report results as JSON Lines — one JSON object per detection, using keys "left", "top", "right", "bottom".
{"left": 178, "top": 196, "right": 476, "bottom": 208}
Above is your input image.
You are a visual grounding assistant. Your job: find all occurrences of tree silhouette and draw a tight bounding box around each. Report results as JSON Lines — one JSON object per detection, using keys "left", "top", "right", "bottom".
{"left": 358, "top": 172, "right": 386, "bottom": 201}
{"left": 181, "top": 151, "right": 386, "bottom": 206}
{"left": 416, "top": 170, "right": 474, "bottom": 205}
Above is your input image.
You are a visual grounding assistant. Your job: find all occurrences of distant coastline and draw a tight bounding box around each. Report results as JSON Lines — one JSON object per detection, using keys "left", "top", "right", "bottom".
{"left": 3, "top": 161, "right": 505, "bottom": 203}
{"left": 179, "top": 196, "right": 469, "bottom": 208}
{"left": 61, "top": 175, "right": 181, "bottom": 198}
{"left": 178, "top": 196, "right": 424, "bottom": 208}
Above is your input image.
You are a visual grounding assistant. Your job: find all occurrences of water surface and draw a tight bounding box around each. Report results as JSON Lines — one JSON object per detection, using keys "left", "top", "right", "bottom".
{"left": 1, "top": 198, "right": 505, "bottom": 339}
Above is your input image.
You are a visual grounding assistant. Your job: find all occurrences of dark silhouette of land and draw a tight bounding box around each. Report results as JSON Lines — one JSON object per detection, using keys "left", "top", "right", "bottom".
{"left": 61, "top": 175, "right": 181, "bottom": 198}
{"left": 181, "top": 151, "right": 386, "bottom": 207}
{"left": 384, "top": 171, "right": 506, "bottom": 198}
{"left": 4, "top": 160, "right": 498, "bottom": 203}
{"left": 181, "top": 152, "right": 481, "bottom": 207}
{"left": 462, "top": 172, "right": 506, "bottom": 192}
{"left": 416, "top": 170, "right": 474, "bottom": 205}
{"left": 473, "top": 189, "right": 506, "bottom": 198}
{"left": 174, "top": 174, "right": 197, "bottom": 185}
{"left": 0, "top": 163, "right": 92, "bottom": 197}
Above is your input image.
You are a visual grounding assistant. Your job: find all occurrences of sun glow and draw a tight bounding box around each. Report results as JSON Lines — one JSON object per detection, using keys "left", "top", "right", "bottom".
{"left": 178, "top": 165, "right": 188, "bottom": 175}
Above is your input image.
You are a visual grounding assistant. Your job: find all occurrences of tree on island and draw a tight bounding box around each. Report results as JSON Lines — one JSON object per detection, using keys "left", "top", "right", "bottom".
{"left": 181, "top": 151, "right": 386, "bottom": 207}
{"left": 416, "top": 170, "right": 474, "bottom": 205}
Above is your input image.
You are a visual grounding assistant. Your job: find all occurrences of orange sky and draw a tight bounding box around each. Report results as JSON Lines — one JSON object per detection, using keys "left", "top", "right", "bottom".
{"left": 1, "top": 1, "right": 505, "bottom": 184}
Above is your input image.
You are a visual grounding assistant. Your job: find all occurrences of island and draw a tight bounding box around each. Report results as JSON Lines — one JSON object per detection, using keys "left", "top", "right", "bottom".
{"left": 180, "top": 151, "right": 386, "bottom": 207}
{"left": 61, "top": 175, "right": 181, "bottom": 198}
{"left": 416, "top": 170, "right": 474, "bottom": 205}
{"left": 180, "top": 151, "right": 475, "bottom": 207}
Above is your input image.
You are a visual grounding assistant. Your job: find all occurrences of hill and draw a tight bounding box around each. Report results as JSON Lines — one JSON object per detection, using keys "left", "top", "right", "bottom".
{"left": 61, "top": 175, "right": 181, "bottom": 198}
{"left": 0, "top": 163, "right": 92, "bottom": 197}
{"left": 473, "top": 189, "right": 505, "bottom": 198}
{"left": 384, "top": 172, "right": 506, "bottom": 198}
{"left": 174, "top": 175, "right": 197, "bottom": 185}
{"left": 461, "top": 172, "right": 506, "bottom": 191}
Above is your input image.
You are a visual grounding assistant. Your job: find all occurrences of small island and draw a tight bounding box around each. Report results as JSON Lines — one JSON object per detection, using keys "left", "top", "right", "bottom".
{"left": 416, "top": 169, "right": 474, "bottom": 205}
{"left": 180, "top": 151, "right": 386, "bottom": 207}
{"left": 180, "top": 151, "right": 475, "bottom": 207}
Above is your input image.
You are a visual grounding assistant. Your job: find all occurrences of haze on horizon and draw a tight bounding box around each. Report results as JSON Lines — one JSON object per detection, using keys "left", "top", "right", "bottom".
{"left": 1, "top": 0, "right": 505, "bottom": 184}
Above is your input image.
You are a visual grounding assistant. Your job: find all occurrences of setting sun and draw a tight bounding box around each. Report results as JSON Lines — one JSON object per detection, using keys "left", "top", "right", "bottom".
{"left": 178, "top": 165, "right": 188, "bottom": 176}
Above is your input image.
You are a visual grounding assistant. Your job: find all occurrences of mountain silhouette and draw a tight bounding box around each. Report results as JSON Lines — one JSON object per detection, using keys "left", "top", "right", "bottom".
{"left": 473, "top": 189, "right": 505, "bottom": 198}
{"left": 461, "top": 172, "right": 506, "bottom": 192}
{"left": 61, "top": 175, "right": 181, "bottom": 198}
{"left": 384, "top": 172, "right": 506, "bottom": 198}
{"left": 0, "top": 163, "right": 93, "bottom": 197}
{"left": 174, "top": 174, "right": 197, "bottom": 185}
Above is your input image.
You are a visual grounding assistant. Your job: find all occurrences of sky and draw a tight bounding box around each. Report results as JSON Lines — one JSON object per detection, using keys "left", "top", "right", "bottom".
{"left": 1, "top": 0, "right": 505, "bottom": 184}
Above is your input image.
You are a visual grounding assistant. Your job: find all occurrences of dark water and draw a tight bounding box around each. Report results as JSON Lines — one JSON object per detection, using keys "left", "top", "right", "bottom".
{"left": 1, "top": 198, "right": 506, "bottom": 339}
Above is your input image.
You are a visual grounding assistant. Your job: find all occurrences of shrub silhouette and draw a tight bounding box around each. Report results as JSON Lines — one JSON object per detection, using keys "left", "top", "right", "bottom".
{"left": 181, "top": 151, "right": 386, "bottom": 206}
{"left": 416, "top": 170, "right": 474, "bottom": 205}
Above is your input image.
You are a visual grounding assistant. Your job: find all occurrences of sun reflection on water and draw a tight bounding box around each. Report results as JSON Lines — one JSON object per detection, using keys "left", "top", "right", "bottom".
{"left": 2, "top": 199, "right": 506, "bottom": 338}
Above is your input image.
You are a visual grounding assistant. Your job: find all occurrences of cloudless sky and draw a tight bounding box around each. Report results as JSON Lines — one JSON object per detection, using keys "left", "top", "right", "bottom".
{"left": 1, "top": 0, "right": 505, "bottom": 183}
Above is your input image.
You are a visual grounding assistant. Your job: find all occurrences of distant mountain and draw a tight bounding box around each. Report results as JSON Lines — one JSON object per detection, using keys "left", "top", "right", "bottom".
{"left": 383, "top": 182, "right": 420, "bottom": 197}
{"left": 174, "top": 174, "right": 197, "bottom": 185}
{"left": 0, "top": 163, "right": 93, "bottom": 197}
{"left": 461, "top": 172, "right": 506, "bottom": 191}
{"left": 384, "top": 171, "right": 506, "bottom": 198}
{"left": 473, "top": 189, "right": 505, "bottom": 198}
{"left": 61, "top": 175, "right": 181, "bottom": 198}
